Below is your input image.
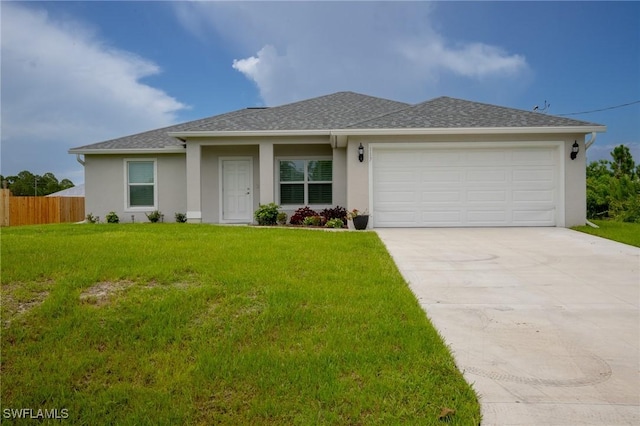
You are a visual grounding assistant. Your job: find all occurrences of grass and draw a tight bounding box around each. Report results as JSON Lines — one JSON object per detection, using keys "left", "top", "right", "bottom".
{"left": 1, "top": 224, "right": 480, "bottom": 425}
{"left": 573, "top": 219, "right": 640, "bottom": 247}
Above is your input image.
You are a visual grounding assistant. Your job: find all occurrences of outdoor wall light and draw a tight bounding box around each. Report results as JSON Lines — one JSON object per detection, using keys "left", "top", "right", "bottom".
{"left": 358, "top": 143, "right": 364, "bottom": 162}
{"left": 570, "top": 141, "right": 579, "bottom": 160}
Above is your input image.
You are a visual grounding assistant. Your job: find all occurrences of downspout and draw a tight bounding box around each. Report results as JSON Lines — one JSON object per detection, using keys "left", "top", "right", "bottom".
{"left": 585, "top": 132, "right": 597, "bottom": 150}
{"left": 76, "top": 154, "right": 85, "bottom": 166}
{"left": 584, "top": 132, "right": 599, "bottom": 228}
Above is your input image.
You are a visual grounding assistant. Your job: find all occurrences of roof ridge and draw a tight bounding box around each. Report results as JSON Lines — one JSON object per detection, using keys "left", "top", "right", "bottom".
{"left": 345, "top": 102, "right": 413, "bottom": 128}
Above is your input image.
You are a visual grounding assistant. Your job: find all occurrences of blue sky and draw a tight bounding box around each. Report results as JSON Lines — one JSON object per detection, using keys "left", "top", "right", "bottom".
{"left": 1, "top": 1, "right": 639, "bottom": 184}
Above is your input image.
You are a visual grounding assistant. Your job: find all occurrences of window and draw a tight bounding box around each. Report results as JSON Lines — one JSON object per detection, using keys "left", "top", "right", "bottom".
{"left": 279, "top": 159, "right": 332, "bottom": 205}
{"left": 126, "top": 160, "right": 156, "bottom": 209}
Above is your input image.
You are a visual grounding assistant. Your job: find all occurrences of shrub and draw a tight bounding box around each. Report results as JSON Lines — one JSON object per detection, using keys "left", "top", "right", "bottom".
{"left": 105, "top": 211, "right": 119, "bottom": 224}
{"left": 254, "top": 203, "right": 280, "bottom": 226}
{"left": 325, "top": 218, "right": 345, "bottom": 228}
{"left": 290, "top": 207, "right": 318, "bottom": 225}
{"left": 302, "top": 216, "right": 322, "bottom": 226}
{"left": 276, "top": 212, "right": 288, "bottom": 225}
{"left": 320, "top": 206, "right": 347, "bottom": 226}
{"left": 609, "top": 175, "right": 640, "bottom": 223}
{"left": 175, "top": 212, "right": 187, "bottom": 223}
{"left": 146, "top": 210, "right": 162, "bottom": 223}
{"left": 86, "top": 213, "right": 98, "bottom": 224}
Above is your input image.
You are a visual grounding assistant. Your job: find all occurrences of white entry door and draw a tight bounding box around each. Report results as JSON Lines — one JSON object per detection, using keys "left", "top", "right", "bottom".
{"left": 221, "top": 159, "right": 253, "bottom": 222}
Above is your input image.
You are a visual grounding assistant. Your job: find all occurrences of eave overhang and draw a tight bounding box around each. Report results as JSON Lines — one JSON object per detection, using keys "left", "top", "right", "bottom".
{"left": 68, "top": 147, "right": 186, "bottom": 155}
{"left": 330, "top": 125, "right": 607, "bottom": 136}
{"left": 71, "top": 125, "right": 607, "bottom": 155}
{"left": 167, "top": 129, "right": 332, "bottom": 138}
{"left": 170, "top": 125, "right": 607, "bottom": 140}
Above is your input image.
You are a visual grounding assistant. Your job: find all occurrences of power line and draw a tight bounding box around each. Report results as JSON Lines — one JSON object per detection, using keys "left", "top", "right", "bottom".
{"left": 556, "top": 100, "right": 640, "bottom": 116}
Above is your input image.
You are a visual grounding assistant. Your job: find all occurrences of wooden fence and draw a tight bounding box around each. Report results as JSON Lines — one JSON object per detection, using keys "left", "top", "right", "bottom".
{"left": 0, "top": 189, "right": 85, "bottom": 226}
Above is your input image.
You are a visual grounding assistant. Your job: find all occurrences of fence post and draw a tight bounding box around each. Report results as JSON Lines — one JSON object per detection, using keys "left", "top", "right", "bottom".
{"left": 0, "top": 189, "right": 10, "bottom": 227}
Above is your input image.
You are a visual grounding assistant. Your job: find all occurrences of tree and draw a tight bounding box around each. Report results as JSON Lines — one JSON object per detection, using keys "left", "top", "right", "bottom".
{"left": 586, "top": 144, "right": 640, "bottom": 222}
{"left": 0, "top": 171, "right": 74, "bottom": 196}
{"left": 586, "top": 159, "right": 612, "bottom": 179}
{"left": 611, "top": 144, "right": 636, "bottom": 178}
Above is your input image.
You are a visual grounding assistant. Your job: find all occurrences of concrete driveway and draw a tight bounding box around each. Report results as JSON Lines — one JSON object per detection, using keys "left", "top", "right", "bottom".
{"left": 376, "top": 228, "right": 639, "bottom": 425}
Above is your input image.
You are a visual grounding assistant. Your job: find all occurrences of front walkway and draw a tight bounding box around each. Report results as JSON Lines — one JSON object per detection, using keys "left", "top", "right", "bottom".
{"left": 377, "top": 228, "right": 639, "bottom": 425}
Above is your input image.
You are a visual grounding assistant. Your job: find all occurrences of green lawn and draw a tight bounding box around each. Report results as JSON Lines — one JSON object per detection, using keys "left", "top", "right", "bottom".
{"left": 1, "top": 224, "right": 480, "bottom": 425}
{"left": 573, "top": 219, "right": 640, "bottom": 247}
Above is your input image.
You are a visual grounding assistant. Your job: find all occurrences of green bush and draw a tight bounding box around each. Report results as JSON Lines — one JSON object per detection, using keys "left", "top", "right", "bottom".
{"left": 175, "top": 212, "right": 187, "bottom": 223}
{"left": 254, "top": 203, "right": 280, "bottom": 226}
{"left": 290, "top": 207, "right": 318, "bottom": 225}
{"left": 319, "top": 206, "right": 347, "bottom": 226}
{"left": 106, "top": 211, "right": 119, "bottom": 224}
{"left": 325, "top": 218, "right": 345, "bottom": 228}
{"left": 302, "top": 216, "right": 322, "bottom": 226}
{"left": 586, "top": 145, "right": 640, "bottom": 222}
{"left": 86, "top": 213, "right": 98, "bottom": 224}
{"left": 609, "top": 175, "right": 640, "bottom": 222}
{"left": 276, "top": 212, "right": 288, "bottom": 225}
{"left": 146, "top": 210, "right": 163, "bottom": 223}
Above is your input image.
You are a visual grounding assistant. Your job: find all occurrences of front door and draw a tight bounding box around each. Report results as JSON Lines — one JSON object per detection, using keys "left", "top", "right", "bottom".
{"left": 221, "top": 159, "right": 253, "bottom": 222}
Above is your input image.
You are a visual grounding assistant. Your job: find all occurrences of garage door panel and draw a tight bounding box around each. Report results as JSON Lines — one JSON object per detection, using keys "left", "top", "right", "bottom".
{"left": 420, "top": 151, "right": 463, "bottom": 165}
{"left": 513, "top": 169, "right": 554, "bottom": 182}
{"left": 376, "top": 170, "right": 417, "bottom": 183}
{"left": 373, "top": 146, "right": 558, "bottom": 227}
{"left": 467, "top": 209, "right": 508, "bottom": 224}
{"left": 467, "top": 190, "right": 507, "bottom": 202}
{"left": 513, "top": 209, "right": 555, "bottom": 224}
{"left": 421, "top": 191, "right": 461, "bottom": 202}
{"left": 467, "top": 169, "right": 508, "bottom": 183}
{"left": 421, "top": 210, "right": 462, "bottom": 224}
{"left": 376, "top": 151, "right": 421, "bottom": 166}
{"left": 377, "top": 191, "right": 416, "bottom": 203}
{"left": 421, "top": 170, "right": 463, "bottom": 183}
{"left": 512, "top": 149, "right": 555, "bottom": 165}
{"left": 376, "top": 211, "right": 417, "bottom": 227}
{"left": 513, "top": 190, "right": 554, "bottom": 202}
{"left": 466, "top": 150, "right": 508, "bottom": 165}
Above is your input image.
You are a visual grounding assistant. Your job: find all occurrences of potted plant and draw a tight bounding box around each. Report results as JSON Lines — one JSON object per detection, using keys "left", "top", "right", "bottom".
{"left": 347, "top": 209, "right": 369, "bottom": 230}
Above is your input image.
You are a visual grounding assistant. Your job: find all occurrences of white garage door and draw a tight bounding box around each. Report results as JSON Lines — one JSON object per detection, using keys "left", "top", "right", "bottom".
{"left": 372, "top": 145, "right": 559, "bottom": 227}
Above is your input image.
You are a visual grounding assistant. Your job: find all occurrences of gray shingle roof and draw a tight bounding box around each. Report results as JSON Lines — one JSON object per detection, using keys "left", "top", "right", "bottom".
{"left": 70, "top": 92, "right": 604, "bottom": 151}
{"left": 183, "top": 91, "right": 410, "bottom": 132}
{"left": 350, "top": 96, "right": 603, "bottom": 129}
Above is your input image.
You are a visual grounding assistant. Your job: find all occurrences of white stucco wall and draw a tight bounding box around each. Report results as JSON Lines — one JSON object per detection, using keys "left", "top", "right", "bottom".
{"left": 83, "top": 132, "right": 588, "bottom": 227}
{"left": 563, "top": 134, "right": 587, "bottom": 227}
{"left": 84, "top": 153, "right": 186, "bottom": 223}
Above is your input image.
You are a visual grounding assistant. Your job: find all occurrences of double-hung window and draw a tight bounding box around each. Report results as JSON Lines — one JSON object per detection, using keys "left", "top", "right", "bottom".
{"left": 279, "top": 159, "right": 332, "bottom": 205}
{"left": 126, "top": 160, "right": 156, "bottom": 209}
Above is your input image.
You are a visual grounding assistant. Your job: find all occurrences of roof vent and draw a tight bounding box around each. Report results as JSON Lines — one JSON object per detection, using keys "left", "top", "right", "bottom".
{"left": 246, "top": 107, "right": 268, "bottom": 110}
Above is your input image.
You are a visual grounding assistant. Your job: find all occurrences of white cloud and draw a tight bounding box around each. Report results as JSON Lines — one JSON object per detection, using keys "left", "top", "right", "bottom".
{"left": 232, "top": 45, "right": 296, "bottom": 105}
{"left": 174, "top": 2, "right": 529, "bottom": 106}
{"left": 0, "top": 3, "right": 187, "bottom": 180}
{"left": 399, "top": 39, "right": 527, "bottom": 79}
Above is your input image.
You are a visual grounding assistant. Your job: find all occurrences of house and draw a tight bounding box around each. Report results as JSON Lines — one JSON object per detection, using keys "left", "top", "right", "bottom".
{"left": 69, "top": 92, "right": 605, "bottom": 228}
{"left": 45, "top": 184, "right": 85, "bottom": 197}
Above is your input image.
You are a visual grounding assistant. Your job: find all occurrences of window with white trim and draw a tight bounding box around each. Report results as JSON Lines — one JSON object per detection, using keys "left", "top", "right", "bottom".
{"left": 126, "top": 160, "right": 156, "bottom": 208}
{"left": 279, "top": 159, "right": 332, "bottom": 205}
